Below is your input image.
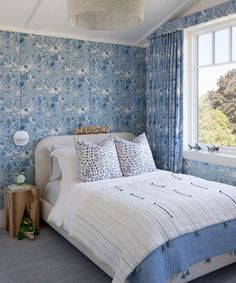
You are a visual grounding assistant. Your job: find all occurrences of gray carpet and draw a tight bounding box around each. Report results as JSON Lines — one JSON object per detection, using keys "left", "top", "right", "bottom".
{"left": 0, "top": 223, "right": 236, "bottom": 283}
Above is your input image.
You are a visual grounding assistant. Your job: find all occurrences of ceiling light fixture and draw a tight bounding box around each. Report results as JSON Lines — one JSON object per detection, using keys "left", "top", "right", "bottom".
{"left": 67, "top": 0, "right": 144, "bottom": 31}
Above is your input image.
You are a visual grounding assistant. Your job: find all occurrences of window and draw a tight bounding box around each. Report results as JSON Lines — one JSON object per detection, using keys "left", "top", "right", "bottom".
{"left": 184, "top": 17, "right": 236, "bottom": 152}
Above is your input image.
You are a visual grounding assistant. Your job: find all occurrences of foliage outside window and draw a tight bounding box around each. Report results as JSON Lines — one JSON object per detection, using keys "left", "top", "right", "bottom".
{"left": 199, "top": 68, "right": 236, "bottom": 146}
{"left": 197, "top": 26, "right": 236, "bottom": 147}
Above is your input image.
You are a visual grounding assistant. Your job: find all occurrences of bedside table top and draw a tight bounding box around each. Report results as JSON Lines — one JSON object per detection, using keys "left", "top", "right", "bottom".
{"left": 6, "top": 184, "right": 38, "bottom": 193}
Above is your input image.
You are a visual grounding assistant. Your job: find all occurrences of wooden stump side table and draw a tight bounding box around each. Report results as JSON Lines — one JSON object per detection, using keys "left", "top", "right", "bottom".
{"left": 4, "top": 185, "right": 40, "bottom": 237}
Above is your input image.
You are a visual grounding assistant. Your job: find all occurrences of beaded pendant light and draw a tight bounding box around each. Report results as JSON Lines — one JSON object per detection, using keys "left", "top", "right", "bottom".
{"left": 67, "top": 0, "right": 144, "bottom": 30}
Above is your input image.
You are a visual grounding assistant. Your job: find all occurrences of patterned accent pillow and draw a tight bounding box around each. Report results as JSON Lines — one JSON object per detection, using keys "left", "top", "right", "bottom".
{"left": 114, "top": 133, "right": 156, "bottom": 177}
{"left": 74, "top": 137, "right": 122, "bottom": 182}
{"left": 134, "top": 133, "right": 156, "bottom": 172}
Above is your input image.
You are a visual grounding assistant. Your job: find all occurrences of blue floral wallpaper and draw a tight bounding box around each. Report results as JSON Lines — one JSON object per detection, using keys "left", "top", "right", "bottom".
{"left": 147, "top": 0, "right": 236, "bottom": 187}
{"left": 183, "top": 159, "right": 236, "bottom": 187}
{"left": 1, "top": 1, "right": 236, "bottom": 210}
{"left": 149, "top": 0, "right": 236, "bottom": 38}
{"left": 0, "top": 32, "right": 146, "bottom": 208}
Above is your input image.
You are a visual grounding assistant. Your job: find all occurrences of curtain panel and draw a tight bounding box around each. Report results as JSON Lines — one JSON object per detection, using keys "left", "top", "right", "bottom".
{"left": 146, "top": 31, "right": 183, "bottom": 173}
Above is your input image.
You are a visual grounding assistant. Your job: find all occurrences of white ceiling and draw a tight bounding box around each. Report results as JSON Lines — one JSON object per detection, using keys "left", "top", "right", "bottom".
{"left": 0, "top": 0, "right": 201, "bottom": 46}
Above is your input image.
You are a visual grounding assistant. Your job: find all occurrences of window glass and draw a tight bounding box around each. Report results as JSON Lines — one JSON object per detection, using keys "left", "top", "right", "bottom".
{"left": 198, "top": 33, "right": 212, "bottom": 66}
{"left": 188, "top": 23, "right": 236, "bottom": 149}
{"left": 198, "top": 63, "right": 236, "bottom": 146}
{"left": 215, "top": 29, "right": 229, "bottom": 63}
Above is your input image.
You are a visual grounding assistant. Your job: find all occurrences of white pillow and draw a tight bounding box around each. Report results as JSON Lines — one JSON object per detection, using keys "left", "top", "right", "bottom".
{"left": 74, "top": 136, "right": 122, "bottom": 182}
{"left": 50, "top": 147, "right": 79, "bottom": 182}
{"left": 114, "top": 133, "right": 156, "bottom": 177}
{"left": 49, "top": 156, "right": 61, "bottom": 181}
{"left": 47, "top": 145, "right": 74, "bottom": 181}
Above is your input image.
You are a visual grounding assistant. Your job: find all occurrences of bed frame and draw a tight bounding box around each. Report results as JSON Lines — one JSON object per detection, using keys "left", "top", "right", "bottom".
{"left": 35, "top": 133, "right": 236, "bottom": 283}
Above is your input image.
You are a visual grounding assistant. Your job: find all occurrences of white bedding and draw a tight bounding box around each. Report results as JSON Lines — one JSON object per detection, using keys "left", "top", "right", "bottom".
{"left": 49, "top": 173, "right": 155, "bottom": 231}
{"left": 48, "top": 170, "right": 236, "bottom": 283}
{"left": 43, "top": 180, "right": 61, "bottom": 206}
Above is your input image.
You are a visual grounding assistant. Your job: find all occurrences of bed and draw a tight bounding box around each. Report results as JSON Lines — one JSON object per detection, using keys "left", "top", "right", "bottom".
{"left": 35, "top": 132, "right": 236, "bottom": 283}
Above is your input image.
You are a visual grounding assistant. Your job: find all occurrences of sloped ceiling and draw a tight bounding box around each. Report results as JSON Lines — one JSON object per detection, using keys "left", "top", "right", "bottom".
{"left": 0, "top": 0, "right": 201, "bottom": 46}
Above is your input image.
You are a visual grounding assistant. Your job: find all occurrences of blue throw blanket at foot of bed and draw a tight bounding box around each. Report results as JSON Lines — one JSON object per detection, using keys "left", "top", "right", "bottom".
{"left": 128, "top": 219, "right": 236, "bottom": 283}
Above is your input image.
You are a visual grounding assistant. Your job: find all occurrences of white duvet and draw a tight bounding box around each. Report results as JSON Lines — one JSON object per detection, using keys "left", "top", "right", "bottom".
{"left": 48, "top": 170, "right": 236, "bottom": 283}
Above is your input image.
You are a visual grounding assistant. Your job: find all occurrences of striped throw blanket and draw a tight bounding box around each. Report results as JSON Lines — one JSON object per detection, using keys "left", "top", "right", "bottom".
{"left": 69, "top": 170, "right": 236, "bottom": 283}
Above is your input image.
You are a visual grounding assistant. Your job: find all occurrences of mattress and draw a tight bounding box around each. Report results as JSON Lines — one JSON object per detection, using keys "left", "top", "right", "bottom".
{"left": 43, "top": 179, "right": 61, "bottom": 206}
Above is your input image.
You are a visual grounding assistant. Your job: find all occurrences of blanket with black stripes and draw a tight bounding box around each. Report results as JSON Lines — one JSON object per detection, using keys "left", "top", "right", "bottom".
{"left": 67, "top": 170, "right": 236, "bottom": 283}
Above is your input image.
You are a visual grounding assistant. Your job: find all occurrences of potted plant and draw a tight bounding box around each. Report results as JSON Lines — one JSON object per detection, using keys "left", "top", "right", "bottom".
{"left": 17, "top": 217, "right": 39, "bottom": 240}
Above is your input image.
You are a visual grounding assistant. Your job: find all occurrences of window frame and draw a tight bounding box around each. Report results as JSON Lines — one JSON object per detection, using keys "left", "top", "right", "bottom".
{"left": 184, "top": 15, "right": 236, "bottom": 156}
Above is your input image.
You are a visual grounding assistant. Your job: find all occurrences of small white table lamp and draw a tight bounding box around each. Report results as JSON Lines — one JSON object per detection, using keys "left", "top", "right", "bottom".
{"left": 13, "top": 131, "right": 29, "bottom": 146}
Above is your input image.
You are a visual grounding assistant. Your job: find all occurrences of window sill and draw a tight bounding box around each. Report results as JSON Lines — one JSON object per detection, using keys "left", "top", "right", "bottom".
{"left": 183, "top": 150, "right": 236, "bottom": 169}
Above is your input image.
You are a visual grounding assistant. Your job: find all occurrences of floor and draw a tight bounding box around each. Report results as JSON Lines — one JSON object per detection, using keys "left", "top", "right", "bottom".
{"left": 0, "top": 223, "right": 236, "bottom": 283}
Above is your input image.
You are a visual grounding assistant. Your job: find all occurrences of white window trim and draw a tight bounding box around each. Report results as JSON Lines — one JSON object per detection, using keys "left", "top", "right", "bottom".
{"left": 183, "top": 15, "right": 236, "bottom": 168}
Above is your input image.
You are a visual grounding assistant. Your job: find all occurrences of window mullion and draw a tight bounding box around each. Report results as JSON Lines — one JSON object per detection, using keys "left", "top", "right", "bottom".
{"left": 229, "top": 27, "right": 233, "bottom": 62}
{"left": 212, "top": 31, "right": 215, "bottom": 65}
{"left": 194, "top": 34, "right": 198, "bottom": 144}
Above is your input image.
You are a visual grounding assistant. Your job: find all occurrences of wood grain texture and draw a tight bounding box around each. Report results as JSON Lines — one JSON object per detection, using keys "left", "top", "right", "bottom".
{"left": 0, "top": 209, "right": 3, "bottom": 228}
{"left": 4, "top": 186, "right": 40, "bottom": 237}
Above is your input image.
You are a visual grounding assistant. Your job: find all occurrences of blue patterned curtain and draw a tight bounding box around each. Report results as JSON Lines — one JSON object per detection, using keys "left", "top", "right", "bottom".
{"left": 146, "top": 31, "right": 183, "bottom": 173}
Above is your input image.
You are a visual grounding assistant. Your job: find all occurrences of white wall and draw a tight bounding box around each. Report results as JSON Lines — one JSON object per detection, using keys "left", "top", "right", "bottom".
{"left": 183, "top": 0, "right": 229, "bottom": 16}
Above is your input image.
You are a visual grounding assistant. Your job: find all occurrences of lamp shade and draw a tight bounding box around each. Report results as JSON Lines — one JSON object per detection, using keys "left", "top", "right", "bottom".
{"left": 67, "top": 0, "right": 144, "bottom": 30}
{"left": 13, "top": 131, "right": 29, "bottom": 146}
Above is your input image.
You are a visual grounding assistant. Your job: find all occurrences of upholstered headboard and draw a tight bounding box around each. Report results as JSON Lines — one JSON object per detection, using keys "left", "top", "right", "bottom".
{"left": 35, "top": 132, "right": 135, "bottom": 194}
